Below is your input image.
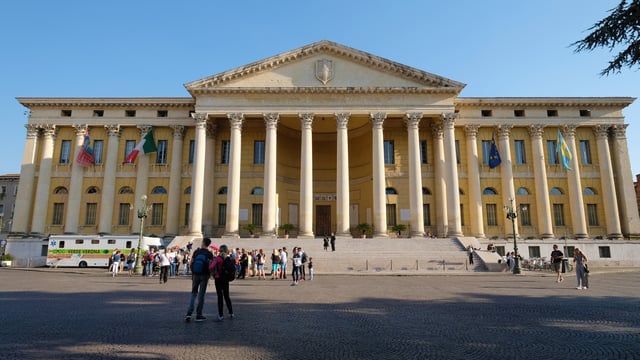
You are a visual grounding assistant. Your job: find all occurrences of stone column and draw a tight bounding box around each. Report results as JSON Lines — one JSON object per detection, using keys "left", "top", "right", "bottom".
{"left": 166, "top": 125, "right": 184, "bottom": 236}
{"left": 496, "top": 125, "right": 518, "bottom": 237}
{"left": 64, "top": 124, "right": 88, "bottom": 233}
{"left": 299, "top": 113, "right": 315, "bottom": 238}
{"left": 133, "top": 125, "right": 152, "bottom": 233}
{"left": 31, "top": 124, "right": 56, "bottom": 234}
{"left": 431, "top": 122, "right": 448, "bottom": 237}
{"left": 202, "top": 122, "right": 217, "bottom": 235}
{"left": 610, "top": 124, "right": 640, "bottom": 236}
{"left": 593, "top": 125, "right": 622, "bottom": 239}
{"left": 562, "top": 125, "right": 588, "bottom": 238}
{"left": 464, "top": 125, "right": 484, "bottom": 238}
{"left": 98, "top": 125, "right": 120, "bottom": 234}
{"left": 370, "top": 112, "right": 388, "bottom": 237}
{"left": 12, "top": 124, "right": 40, "bottom": 234}
{"left": 189, "top": 114, "right": 208, "bottom": 237}
{"left": 528, "top": 125, "right": 553, "bottom": 238}
{"left": 224, "top": 113, "right": 243, "bottom": 237}
{"left": 335, "top": 112, "right": 351, "bottom": 237}
{"left": 442, "top": 113, "right": 462, "bottom": 237}
{"left": 263, "top": 113, "right": 279, "bottom": 236}
{"left": 406, "top": 112, "right": 425, "bottom": 237}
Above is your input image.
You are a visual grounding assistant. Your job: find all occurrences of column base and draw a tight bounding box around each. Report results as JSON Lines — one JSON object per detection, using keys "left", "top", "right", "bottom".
{"left": 606, "top": 233, "right": 623, "bottom": 239}
{"left": 373, "top": 233, "right": 388, "bottom": 238}
{"left": 574, "top": 233, "right": 589, "bottom": 239}
{"left": 540, "top": 233, "right": 555, "bottom": 239}
{"left": 222, "top": 233, "right": 239, "bottom": 239}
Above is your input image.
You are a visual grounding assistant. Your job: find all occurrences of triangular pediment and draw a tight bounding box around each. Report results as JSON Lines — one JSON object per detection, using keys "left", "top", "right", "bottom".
{"left": 185, "top": 40, "right": 465, "bottom": 95}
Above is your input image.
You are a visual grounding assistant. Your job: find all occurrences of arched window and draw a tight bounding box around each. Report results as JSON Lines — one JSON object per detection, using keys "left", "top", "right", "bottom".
{"left": 385, "top": 187, "right": 398, "bottom": 195}
{"left": 483, "top": 188, "right": 498, "bottom": 195}
{"left": 251, "top": 187, "right": 264, "bottom": 195}
{"left": 86, "top": 186, "right": 99, "bottom": 194}
{"left": 516, "top": 187, "right": 530, "bottom": 195}
{"left": 54, "top": 186, "right": 68, "bottom": 195}
{"left": 118, "top": 186, "right": 134, "bottom": 194}
{"left": 550, "top": 187, "right": 564, "bottom": 195}
{"left": 151, "top": 186, "right": 167, "bottom": 194}
{"left": 218, "top": 187, "right": 228, "bottom": 195}
{"left": 583, "top": 187, "right": 597, "bottom": 195}
{"left": 422, "top": 187, "right": 432, "bottom": 195}
{"left": 184, "top": 186, "right": 191, "bottom": 195}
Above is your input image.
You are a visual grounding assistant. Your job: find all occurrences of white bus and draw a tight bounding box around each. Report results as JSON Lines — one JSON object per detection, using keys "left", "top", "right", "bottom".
{"left": 46, "top": 235, "right": 163, "bottom": 268}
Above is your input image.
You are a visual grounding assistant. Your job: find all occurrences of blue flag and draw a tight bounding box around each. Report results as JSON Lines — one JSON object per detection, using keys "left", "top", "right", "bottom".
{"left": 488, "top": 134, "right": 501, "bottom": 168}
{"left": 556, "top": 129, "right": 572, "bottom": 171}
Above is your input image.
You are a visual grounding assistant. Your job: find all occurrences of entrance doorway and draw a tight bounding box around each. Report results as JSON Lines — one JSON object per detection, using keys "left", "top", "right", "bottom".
{"left": 315, "top": 205, "right": 331, "bottom": 236}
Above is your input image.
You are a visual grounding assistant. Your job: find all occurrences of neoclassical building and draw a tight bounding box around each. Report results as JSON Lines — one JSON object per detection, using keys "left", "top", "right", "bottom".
{"left": 13, "top": 40, "right": 640, "bottom": 240}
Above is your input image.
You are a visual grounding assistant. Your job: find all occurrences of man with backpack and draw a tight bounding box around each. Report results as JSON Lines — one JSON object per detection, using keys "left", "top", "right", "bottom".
{"left": 185, "top": 238, "right": 214, "bottom": 323}
{"left": 210, "top": 244, "right": 235, "bottom": 321}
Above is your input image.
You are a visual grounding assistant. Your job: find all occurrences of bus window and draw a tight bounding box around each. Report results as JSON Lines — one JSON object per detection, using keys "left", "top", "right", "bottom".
{"left": 75, "top": 239, "right": 84, "bottom": 244}
{"left": 126, "top": 241, "right": 132, "bottom": 249}
{"left": 107, "top": 239, "right": 116, "bottom": 245}
{"left": 91, "top": 239, "right": 99, "bottom": 245}
{"left": 59, "top": 241, "right": 65, "bottom": 248}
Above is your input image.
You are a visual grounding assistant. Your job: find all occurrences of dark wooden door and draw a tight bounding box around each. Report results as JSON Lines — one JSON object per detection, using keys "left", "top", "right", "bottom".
{"left": 315, "top": 205, "right": 331, "bottom": 236}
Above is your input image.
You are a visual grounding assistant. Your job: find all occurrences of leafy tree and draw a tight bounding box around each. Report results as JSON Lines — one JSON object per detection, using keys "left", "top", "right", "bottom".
{"left": 572, "top": 0, "right": 640, "bottom": 76}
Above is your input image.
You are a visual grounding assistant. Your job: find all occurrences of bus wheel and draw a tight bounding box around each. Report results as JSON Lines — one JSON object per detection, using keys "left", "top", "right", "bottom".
{"left": 78, "top": 261, "right": 88, "bottom": 268}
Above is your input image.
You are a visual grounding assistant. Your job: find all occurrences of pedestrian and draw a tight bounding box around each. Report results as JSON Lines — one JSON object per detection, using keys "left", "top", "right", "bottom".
{"left": 573, "top": 248, "right": 589, "bottom": 290}
{"left": 550, "top": 244, "right": 564, "bottom": 283}
{"left": 111, "top": 250, "right": 121, "bottom": 277}
{"left": 270, "top": 249, "right": 280, "bottom": 280}
{"left": 467, "top": 245, "right": 474, "bottom": 265}
{"left": 299, "top": 247, "right": 307, "bottom": 280}
{"left": 308, "top": 256, "right": 314, "bottom": 281}
{"left": 291, "top": 248, "right": 302, "bottom": 286}
{"left": 256, "top": 249, "right": 266, "bottom": 279}
{"left": 330, "top": 233, "right": 336, "bottom": 252}
{"left": 126, "top": 249, "right": 136, "bottom": 276}
{"left": 211, "top": 244, "right": 234, "bottom": 321}
{"left": 185, "top": 238, "right": 214, "bottom": 322}
{"left": 159, "top": 248, "right": 171, "bottom": 284}
{"left": 323, "top": 235, "right": 329, "bottom": 251}
{"left": 279, "top": 247, "right": 288, "bottom": 279}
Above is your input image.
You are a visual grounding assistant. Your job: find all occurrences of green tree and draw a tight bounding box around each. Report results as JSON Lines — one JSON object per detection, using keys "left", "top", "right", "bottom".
{"left": 572, "top": 0, "right": 640, "bottom": 76}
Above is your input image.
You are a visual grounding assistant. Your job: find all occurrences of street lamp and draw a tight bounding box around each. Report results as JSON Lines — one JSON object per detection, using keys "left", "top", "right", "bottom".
{"left": 134, "top": 195, "right": 151, "bottom": 275}
{"left": 504, "top": 198, "right": 521, "bottom": 274}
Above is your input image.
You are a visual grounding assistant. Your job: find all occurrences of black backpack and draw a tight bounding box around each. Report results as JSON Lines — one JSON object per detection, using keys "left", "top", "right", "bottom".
{"left": 219, "top": 256, "right": 236, "bottom": 282}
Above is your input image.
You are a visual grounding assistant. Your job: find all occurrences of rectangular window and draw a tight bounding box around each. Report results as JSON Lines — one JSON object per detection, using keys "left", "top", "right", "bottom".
{"left": 93, "top": 110, "right": 104, "bottom": 117}
{"left": 61, "top": 110, "right": 72, "bottom": 117}
{"left": 547, "top": 110, "right": 558, "bottom": 117}
{"left": 481, "top": 110, "right": 492, "bottom": 117}
{"left": 520, "top": 204, "right": 531, "bottom": 226}
{"left": 52, "top": 203, "right": 64, "bottom": 225}
{"left": 60, "top": 140, "right": 71, "bottom": 164}
{"left": 455, "top": 140, "right": 460, "bottom": 164}
{"left": 254, "top": 140, "right": 265, "bottom": 165}
{"left": 547, "top": 140, "right": 559, "bottom": 165}
{"left": 460, "top": 204, "right": 464, "bottom": 226}
{"left": 528, "top": 246, "right": 541, "bottom": 258}
{"left": 125, "top": 110, "right": 136, "bottom": 117}
{"left": 486, "top": 204, "right": 497, "bottom": 226}
{"left": 151, "top": 203, "right": 163, "bottom": 226}
{"left": 515, "top": 140, "right": 526, "bottom": 164}
{"left": 188, "top": 140, "right": 195, "bottom": 164}
{"left": 93, "top": 140, "right": 103, "bottom": 165}
{"left": 85, "top": 203, "right": 97, "bottom": 225}
{"left": 184, "top": 203, "right": 190, "bottom": 226}
{"left": 118, "top": 203, "right": 130, "bottom": 226}
{"left": 157, "top": 110, "right": 168, "bottom": 117}
{"left": 580, "top": 140, "right": 592, "bottom": 165}
{"left": 0, "top": 204, "right": 4, "bottom": 215}
{"left": 221, "top": 140, "right": 230, "bottom": 164}
{"left": 156, "top": 140, "right": 168, "bottom": 164}
{"left": 598, "top": 246, "right": 611, "bottom": 258}
{"left": 553, "top": 204, "right": 565, "bottom": 226}
{"left": 587, "top": 204, "right": 598, "bottom": 226}
{"left": 420, "top": 140, "right": 428, "bottom": 164}
{"left": 252, "top": 204, "right": 263, "bottom": 226}
{"left": 383, "top": 140, "right": 394, "bottom": 164}
{"left": 423, "top": 204, "right": 431, "bottom": 226}
{"left": 481, "top": 140, "right": 491, "bottom": 165}
{"left": 564, "top": 246, "right": 575, "bottom": 258}
{"left": 514, "top": 110, "right": 525, "bottom": 117}
{"left": 125, "top": 140, "right": 135, "bottom": 162}
{"left": 386, "top": 204, "right": 397, "bottom": 226}
{"left": 218, "top": 204, "right": 227, "bottom": 225}
{"left": 580, "top": 109, "right": 591, "bottom": 117}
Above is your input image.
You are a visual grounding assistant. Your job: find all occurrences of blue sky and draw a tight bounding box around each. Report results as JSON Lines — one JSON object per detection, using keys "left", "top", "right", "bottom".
{"left": 2, "top": 0, "right": 639, "bottom": 178}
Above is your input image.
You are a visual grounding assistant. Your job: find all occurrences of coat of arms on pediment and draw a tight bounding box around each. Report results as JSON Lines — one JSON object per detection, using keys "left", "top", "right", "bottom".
{"left": 315, "top": 59, "right": 334, "bottom": 85}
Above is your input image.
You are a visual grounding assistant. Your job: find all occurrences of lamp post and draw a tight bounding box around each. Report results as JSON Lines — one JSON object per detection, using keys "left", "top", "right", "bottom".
{"left": 504, "top": 198, "right": 521, "bottom": 274}
{"left": 134, "top": 195, "right": 150, "bottom": 275}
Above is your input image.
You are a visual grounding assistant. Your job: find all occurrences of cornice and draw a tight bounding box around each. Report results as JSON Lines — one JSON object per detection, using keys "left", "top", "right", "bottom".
{"left": 17, "top": 97, "right": 195, "bottom": 109}
{"left": 189, "top": 87, "right": 459, "bottom": 95}
{"left": 455, "top": 97, "right": 635, "bottom": 108}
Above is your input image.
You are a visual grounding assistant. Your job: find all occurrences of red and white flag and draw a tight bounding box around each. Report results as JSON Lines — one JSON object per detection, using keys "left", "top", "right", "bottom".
{"left": 76, "top": 128, "right": 95, "bottom": 167}
{"left": 124, "top": 130, "right": 157, "bottom": 164}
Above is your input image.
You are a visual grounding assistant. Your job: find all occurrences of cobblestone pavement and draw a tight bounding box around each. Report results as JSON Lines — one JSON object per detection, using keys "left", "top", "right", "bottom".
{"left": 0, "top": 268, "right": 639, "bottom": 360}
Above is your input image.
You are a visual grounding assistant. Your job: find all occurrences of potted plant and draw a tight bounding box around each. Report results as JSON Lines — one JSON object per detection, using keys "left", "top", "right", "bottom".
{"left": 244, "top": 223, "right": 257, "bottom": 238}
{"left": 1, "top": 253, "right": 14, "bottom": 267}
{"left": 279, "top": 224, "right": 295, "bottom": 238}
{"left": 392, "top": 223, "right": 407, "bottom": 237}
{"left": 357, "top": 223, "right": 372, "bottom": 238}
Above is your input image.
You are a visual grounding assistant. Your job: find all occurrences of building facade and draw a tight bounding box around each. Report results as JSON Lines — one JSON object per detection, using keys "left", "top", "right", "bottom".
{"left": 0, "top": 174, "right": 19, "bottom": 234}
{"left": 13, "top": 40, "right": 640, "bottom": 240}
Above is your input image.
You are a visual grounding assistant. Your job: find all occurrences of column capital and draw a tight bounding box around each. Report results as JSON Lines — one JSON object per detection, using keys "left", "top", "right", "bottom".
{"left": 191, "top": 112, "right": 207, "bottom": 122}
{"left": 430, "top": 122, "right": 443, "bottom": 139}
{"left": 593, "top": 124, "right": 610, "bottom": 139}
{"left": 404, "top": 112, "right": 422, "bottom": 130}
{"left": 441, "top": 112, "right": 458, "bottom": 128}
{"left": 170, "top": 125, "right": 185, "bottom": 140}
{"left": 40, "top": 124, "right": 56, "bottom": 137}
{"left": 527, "top": 124, "right": 545, "bottom": 138}
{"left": 335, "top": 112, "right": 350, "bottom": 129}
{"left": 105, "top": 124, "right": 121, "bottom": 137}
{"left": 25, "top": 124, "right": 39, "bottom": 139}
{"left": 610, "top": 124, "right": 628, "bottom": 139}
{"left": 299, "top": 113, "right": 314, "bottom": 129}
{"left": 496, "top": 124, "right": 513, "bottom": 139}
{"left": 264, "top": 113, "right": 279, "bottom": 129}
{"left": 137, "top": 125, "right": 153, "bottom": 135}
{"left": 72, "top": 124, "right": 88, "bottom": 136}
{"left": 370, "top": 112, "right": 386, "bottom": 129}
{"left": 561, "top": 124, "right": 577, "bottom": 137}
{"left": 227, "top": 113, "right": 244, "bottom": 130}
{"left": 464, "top": 124, "right": 480, "bottom": 137}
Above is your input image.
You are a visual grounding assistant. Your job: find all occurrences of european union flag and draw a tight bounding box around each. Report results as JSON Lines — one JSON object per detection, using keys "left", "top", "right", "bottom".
{"left": 488, "top": 134, "right": 501, "bottom": 168}
{"left": 556, "top": 129, "right": 572, "bottom": 171}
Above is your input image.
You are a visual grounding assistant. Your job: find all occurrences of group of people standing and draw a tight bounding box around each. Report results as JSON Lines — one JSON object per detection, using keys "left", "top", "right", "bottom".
{"left": 551, "top": 244, "right": 589, "bottom": 289}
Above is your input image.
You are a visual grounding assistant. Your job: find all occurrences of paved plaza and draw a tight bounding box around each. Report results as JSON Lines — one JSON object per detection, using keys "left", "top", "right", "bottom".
{"left": 0, "top": 268, "right": 639, "bottom": 359}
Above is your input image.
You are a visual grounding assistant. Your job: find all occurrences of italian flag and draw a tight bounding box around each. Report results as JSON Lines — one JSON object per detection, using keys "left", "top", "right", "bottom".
{"left": 124, "top": 130, "right": 157, "bottom": 163}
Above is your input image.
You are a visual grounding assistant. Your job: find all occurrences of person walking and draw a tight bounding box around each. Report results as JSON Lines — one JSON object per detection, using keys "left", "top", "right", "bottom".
{"left": 467, "top": 245, "right": 474, "bottom": 265}
{"left": 159, "top": 248, "right": 171, "bottom": 284}
{"left": 291, "top": 249, "right": 302, "bottom": 286}
{"left": 550, "top": 244, "right": 564, "bottom": 283}
{"left": 211, "top": 244, "right": 234, "bottom": 321}
{"left": 126, "top": 249, "right": 136, "bottom": 277}
{"left": 279, "top": 247, "right": 288, "bottom": 279}
{"left": 308, "top": 256, "right": 314, "bottom": 281}
{"left": 330, "top": 233, "right": 336, "bottom": 252}
{"left": 111, "top": 250, "right": 121, "bottom": 277}
{"left": 185, "top": 238, "right": 214, "bottom": 322}
{"left": 573, "top": 248, "right": 589, "bottom": 290}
